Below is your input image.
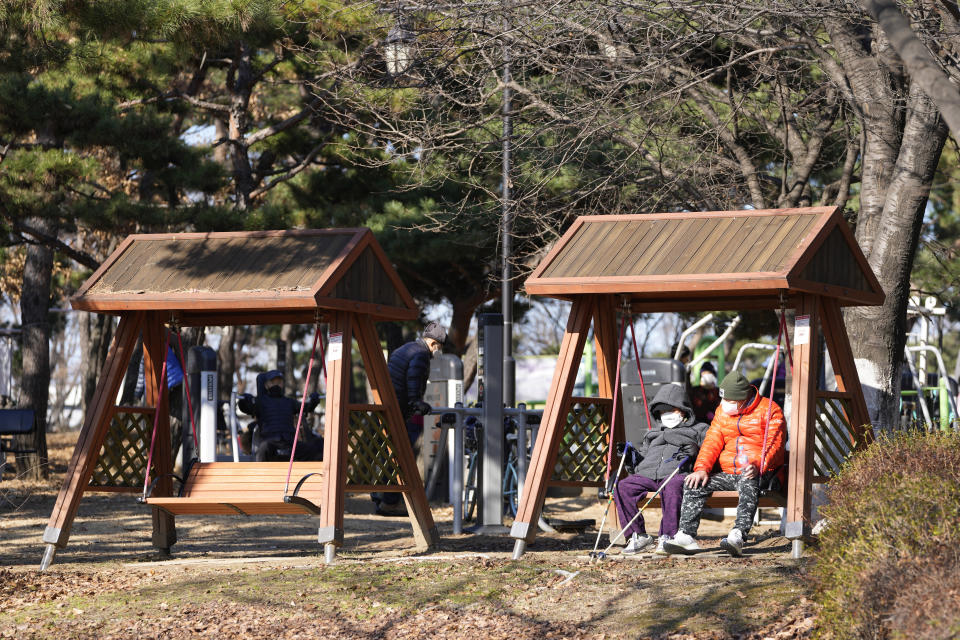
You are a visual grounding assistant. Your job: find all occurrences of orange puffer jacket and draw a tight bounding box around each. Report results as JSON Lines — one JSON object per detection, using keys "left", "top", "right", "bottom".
{"left": 693, "top": 389, "right": 786, "bottom": 475}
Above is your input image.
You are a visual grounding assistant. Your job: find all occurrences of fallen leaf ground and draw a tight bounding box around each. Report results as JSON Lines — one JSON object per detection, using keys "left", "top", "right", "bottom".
{"left": 0, "top": 432, "right": 817, "bottom": 639}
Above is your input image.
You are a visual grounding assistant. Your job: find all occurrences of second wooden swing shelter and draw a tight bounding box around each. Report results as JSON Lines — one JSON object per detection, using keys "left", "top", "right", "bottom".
{"left": 41, "top": 228, "right": 439, "bottom": 569}
{"left": 510, "top": 206, "right": 884, "bottom": 559}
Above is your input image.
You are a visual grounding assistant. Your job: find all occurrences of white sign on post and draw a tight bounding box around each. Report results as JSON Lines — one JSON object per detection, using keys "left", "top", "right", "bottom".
{"left": 327, "top": 332, "right": 343, "bottom": 362}
{"left": 794, "top": 315, "right": 810, "bottom": 346}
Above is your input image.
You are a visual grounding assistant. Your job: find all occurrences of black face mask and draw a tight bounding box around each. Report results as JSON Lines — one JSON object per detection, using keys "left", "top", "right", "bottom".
{"left": 266, "top": 385, "right": 283, "bottom": 397}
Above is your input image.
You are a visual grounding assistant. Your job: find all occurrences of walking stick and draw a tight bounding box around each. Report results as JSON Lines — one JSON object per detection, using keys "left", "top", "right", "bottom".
{"left": 590, "top": 456, "right": 691, "bottom": 561}
{"left": 589, "top": 442, "right": 634, "bottom": 559}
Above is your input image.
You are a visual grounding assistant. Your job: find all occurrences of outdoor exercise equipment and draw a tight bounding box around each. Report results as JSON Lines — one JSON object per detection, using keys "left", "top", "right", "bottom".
{"left": 40, "top": 228, "right": 439, "bottom": 569}
{"left": 512, "top": 207, "right": 883, "bottom": 561}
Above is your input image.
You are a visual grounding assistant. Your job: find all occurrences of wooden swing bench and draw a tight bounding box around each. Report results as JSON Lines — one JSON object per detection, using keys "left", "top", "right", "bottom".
{"left": 643, "top": 490, "right": 786, "bottom": 510}
{"left": 144, "top": 462, "right": 327, "bottom": 516}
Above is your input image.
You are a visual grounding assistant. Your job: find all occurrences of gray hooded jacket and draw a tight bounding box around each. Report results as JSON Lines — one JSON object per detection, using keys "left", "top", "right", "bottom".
{"left": 631, "top": 383, "right": 709, "bottom": 481}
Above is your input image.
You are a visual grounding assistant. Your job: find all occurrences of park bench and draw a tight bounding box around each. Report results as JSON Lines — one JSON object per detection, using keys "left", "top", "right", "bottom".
{"left": 144, "top": 461, "right": 326, "bottom": 516}
{"left": 0, "top": 409, "right": 36, "bottom": 474}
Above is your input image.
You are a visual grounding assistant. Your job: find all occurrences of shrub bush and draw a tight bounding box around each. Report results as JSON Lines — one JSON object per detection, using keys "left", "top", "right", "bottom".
{"left": 812, "top": 430, "right": 960, "bottom": 639}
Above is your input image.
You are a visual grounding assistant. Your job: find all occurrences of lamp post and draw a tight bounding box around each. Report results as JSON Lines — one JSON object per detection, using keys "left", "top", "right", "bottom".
{"left": 384, "top": 20, "right": 414, "bottom": 76}
{"left": 501, "top": 3, "right": 516, "bottom": 409}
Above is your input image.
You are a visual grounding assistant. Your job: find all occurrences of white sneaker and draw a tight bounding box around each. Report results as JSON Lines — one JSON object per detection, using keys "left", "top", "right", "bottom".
{"left": 662, "top": 531, "right": 699, "bottom": 555}
{"left": 622, "top": 533, "right": 654, "bottom": 555}
{"left": 654, "top": 536, "right": 671, "bottom": 556}
{"left": 720, "top": 528, "right": 744, "bottom": 557}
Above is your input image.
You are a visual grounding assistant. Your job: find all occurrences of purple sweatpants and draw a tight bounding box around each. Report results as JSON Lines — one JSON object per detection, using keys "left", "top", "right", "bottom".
{"left": 612, "top": 472, "right": 687, "bottom": 538}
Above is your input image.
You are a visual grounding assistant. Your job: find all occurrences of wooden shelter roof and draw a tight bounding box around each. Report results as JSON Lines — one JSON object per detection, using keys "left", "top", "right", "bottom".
{"left": 525, "top": 206, "right": 884, "bottom": 311}
{"left": 72, "top": 229, "right": 418, "bottom": 324}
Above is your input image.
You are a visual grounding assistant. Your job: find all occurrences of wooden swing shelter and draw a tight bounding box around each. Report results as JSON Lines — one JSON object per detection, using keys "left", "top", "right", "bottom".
{"left": 510, "top": 206, "right": 884, "bottom": 559}
{"left": 41, "top": 228, "right": 439, "bottom": 569}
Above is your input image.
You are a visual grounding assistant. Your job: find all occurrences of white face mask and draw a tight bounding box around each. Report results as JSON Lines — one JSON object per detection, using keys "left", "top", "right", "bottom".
{"left": 660, "top": 412, "right": 684, "bottom": 429}
{"left": 720, "top": 399, "right": 741, "bottom": 416}
{"left": 700, "top": 372, "right": 717, "bottom": 387}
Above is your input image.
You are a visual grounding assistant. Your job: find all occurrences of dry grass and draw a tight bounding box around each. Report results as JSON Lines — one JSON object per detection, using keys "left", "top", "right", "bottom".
{"left": 1, "top": 430, "right": 815, "bottom": 639}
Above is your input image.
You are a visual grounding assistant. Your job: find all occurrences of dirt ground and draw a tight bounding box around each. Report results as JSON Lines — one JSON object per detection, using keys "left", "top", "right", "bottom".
{"left": 0, "top": 431, "right": 816, "bottom": 639}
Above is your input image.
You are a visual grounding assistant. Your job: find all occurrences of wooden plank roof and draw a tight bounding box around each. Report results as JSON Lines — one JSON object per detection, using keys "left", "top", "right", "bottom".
{"left": 72, "top": 229, "right": 418, "bottom": 323}
{"left": 525, "top": 207, "right": 884, "bottom": 309}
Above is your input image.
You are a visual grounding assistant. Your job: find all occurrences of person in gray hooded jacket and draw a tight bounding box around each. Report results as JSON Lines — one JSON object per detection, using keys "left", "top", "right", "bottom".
{"left": 612, "top": 383, "right": 709, "bottom": 554}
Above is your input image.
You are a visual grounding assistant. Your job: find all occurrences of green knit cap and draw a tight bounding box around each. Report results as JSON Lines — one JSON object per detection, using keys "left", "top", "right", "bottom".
{"left": 718, "top": 371, "right": 751, "bottom": 401}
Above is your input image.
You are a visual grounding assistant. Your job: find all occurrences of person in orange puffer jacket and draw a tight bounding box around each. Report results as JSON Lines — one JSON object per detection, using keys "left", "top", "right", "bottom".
{"left": 663, "top": 370, "right": 785, "bottom": 557}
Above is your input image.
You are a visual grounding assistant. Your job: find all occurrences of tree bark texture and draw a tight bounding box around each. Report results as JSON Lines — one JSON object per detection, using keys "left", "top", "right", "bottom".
{"left": 281, "top": 324, "right": 295, "bottom": 396}
{"left": 217, "top": 325, "right": 237, "bottom": 406}
{"left": 862, "top": 0, "right": 960, "bottom": 139}
{"left": 16, "top": 217, "right": 55, "bottom": 478}
{"left": 826, "top": 17, "right": 948, "bottom": 429}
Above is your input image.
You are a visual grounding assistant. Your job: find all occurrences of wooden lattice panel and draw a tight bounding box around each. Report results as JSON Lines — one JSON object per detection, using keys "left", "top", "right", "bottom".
{"left": 345, "top": 409, "right": 401, "bottom": 486}
{"left": 813, "top": 397, "right": 857, "bottom": 477}
{"left": 88, "top": 408, "right": 154, "bottom": 491}
{"left": 552, "top": 399, "right": 611, "bottom": 483}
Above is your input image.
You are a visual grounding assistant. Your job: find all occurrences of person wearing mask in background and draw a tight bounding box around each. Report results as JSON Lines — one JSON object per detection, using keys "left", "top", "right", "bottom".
{"left": 374, "top": 321, "right": 447, "bottom": 516}
{"left": 664, "top": 371, "right": 785, "bottom": 557}
{"left": 237, "top": 370, "right": 323, "bottom": 461}
{"left": 612, "top": 384, "right": 709, "bottom": 555}
{"left": 698, "top": 362, "right": 718, "bottom": 388}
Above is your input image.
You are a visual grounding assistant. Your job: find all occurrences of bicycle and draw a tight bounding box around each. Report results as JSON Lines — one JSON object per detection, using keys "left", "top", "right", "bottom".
{"left": 460, "top": 414, "right": 536, "bottom": 520}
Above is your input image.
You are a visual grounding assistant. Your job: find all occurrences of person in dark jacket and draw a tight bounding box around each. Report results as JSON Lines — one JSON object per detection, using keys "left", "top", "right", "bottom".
{"left": 612, "top": 383, "right": 709, "bottom": 554}
{"left": 375, "top": 322, "right": 447, "bottom": 515}
{"left": 237, "top": 370, "right": 323, "bottom": 461}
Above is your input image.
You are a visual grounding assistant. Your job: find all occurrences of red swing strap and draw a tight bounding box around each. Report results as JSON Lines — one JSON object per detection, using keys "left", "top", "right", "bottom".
{"left": 142, "top": 330, "right": 171, "bottom": 499}
{"left": 759, "top": 309, "right": 790, "bottom": 475}
{"left": 627, "top": 319, "right": 653, "bottom": 431}
{"left": 603, "top": 317, "right": 629, "bottom": 486}
{"left": 174, "top": 330, "right": 201, "bottom": 454}
{"left": 283, "top": 323, "right": 326, "bottom": 497}
{"left": 142, "top": 328, "right": 201, "bottom": 499}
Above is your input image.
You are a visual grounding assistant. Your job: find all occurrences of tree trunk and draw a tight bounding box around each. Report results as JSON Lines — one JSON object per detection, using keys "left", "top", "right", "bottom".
{"left": 861, "top": 0, "right": 960, "bottom": 139}
{"left": 82, "top": 312, "right": 114, "bottom": 413}
{"left": 846, "top": 84, "right": 947, "bottom": 429}
{"left": 16, "top": 218, "right": 55, "bottom": 478}
{"left": 819, "top": 17, "right": 950, "bottom": 431}
{"left": 450, "top": 294, "right": 490, "bottom": 395}
{"left": 228, "top": 41, "right": 256, "bottom": 210}
{"left": 379, "top": 322, "right": 405, "bottom": 356}
{"left": 118, "top": 335, "right": 142, "bottom": 406}
{"left": 281, "top": 324, "right": 295, "bottom": 396}
{"left": 217, "top": 326, "right": 237, "bottom": 405}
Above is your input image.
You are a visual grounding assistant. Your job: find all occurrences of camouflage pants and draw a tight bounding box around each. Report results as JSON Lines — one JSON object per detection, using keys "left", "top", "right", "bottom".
{"left": 678, "top": 472, "right": 760, "bottom": 536}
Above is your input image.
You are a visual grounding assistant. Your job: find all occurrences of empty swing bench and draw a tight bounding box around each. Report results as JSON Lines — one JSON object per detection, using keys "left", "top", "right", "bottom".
{"left": 144, "top": 462, "right": 326, "bottom": 516}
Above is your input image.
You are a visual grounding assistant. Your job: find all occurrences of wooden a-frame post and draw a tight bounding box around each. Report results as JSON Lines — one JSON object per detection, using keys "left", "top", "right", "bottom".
{"left": 785, "top": 295, "right": 820, "bottom": 553}
{"left": 316, "top": 311, "right": 438, "bottom": 561}
{"left": 511, "top": 296, "right": 629, "bottom": 555}
{"left": 41, "top": 313, "right": 144, "bottom": 568}
{"left": 143, "top": 313, "right": 176, "bottom": 552}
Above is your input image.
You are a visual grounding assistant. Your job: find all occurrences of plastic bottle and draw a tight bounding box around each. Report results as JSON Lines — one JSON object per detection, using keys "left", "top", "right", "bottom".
{"left": 735, "top": 443, "right": 749, "bottom": 469}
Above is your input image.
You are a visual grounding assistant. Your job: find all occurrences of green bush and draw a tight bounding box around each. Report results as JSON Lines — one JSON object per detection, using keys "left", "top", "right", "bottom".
{"left": 812, "top": 430, "right": 960, "bottom": 639}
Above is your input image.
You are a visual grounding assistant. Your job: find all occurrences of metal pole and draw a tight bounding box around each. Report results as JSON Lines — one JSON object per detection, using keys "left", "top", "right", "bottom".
{"left": 501, "top": 0, "right": 515, "bottom": 409}
{"left": 516, "top": 403, "right": 527, "bottom": 504}
{"left": 476, "top": 314, "right": 507, "bottom": 533}
{"left": 453, "top": 404, "right": 464, "bottom": 535}
{"left": 229, "top": 390, "right": 240, "bottom": 462}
